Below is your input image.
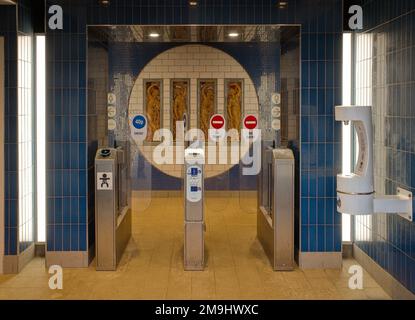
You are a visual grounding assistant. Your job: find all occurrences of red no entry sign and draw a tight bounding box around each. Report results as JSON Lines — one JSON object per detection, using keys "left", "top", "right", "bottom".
{"left": 243, "top": 115, "right": 258, "bottom": 130}
{"left": 210, "top": 114, "right": 225, "bottom": 130}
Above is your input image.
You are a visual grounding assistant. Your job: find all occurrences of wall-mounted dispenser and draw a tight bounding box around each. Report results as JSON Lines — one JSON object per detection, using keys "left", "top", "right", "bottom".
{"left": 335, "top": 105, "right": 413, "bottom": 221}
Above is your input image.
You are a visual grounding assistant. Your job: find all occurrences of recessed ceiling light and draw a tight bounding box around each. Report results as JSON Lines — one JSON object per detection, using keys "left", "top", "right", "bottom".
{"left": 278, "top": 1, "right": 288, "bottom": 9}
{"left": 189, "top": 0, "right": 198, "bottom": 6}
{"left": 228, "top": 32, "right": 239, "bottom": 38}
{"left": 99, "top": 0, "right": 110, "bottom": 6}
{"left": 149, "top": 32, "right": 160, "bottom": 38}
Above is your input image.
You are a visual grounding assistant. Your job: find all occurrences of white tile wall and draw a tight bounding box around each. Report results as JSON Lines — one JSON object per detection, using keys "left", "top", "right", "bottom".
{"left": 129, "top": 44, "right": 259, "bottom": 178}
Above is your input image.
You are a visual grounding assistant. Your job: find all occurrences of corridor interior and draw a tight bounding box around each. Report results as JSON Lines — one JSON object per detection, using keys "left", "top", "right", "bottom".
{"left": 0, "top": 192, "right": 389, "bottom": 300}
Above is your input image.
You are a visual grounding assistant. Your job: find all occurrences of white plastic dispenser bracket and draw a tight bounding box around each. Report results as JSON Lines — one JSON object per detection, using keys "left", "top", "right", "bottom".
{"left": 335, "top": 105, "right": 413, "bottom": 222}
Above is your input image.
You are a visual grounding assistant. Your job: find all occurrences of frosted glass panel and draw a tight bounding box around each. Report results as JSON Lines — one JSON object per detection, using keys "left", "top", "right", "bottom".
{"left": 353, "top": 33, "right": 374, "bottom": 242}
{"left": 18, "top": 35, "right": 34, "bottom": 252}
{"left": 36, "top": 35, "right": 46, "bottom": 243}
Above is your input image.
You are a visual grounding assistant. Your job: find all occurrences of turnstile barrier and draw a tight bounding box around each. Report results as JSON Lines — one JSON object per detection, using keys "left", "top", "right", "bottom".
{"left": 95, "top": 147, "right": 132, "bottom": 271}
{"left": 258, "top": 147, "right": 295, "bottom": 271}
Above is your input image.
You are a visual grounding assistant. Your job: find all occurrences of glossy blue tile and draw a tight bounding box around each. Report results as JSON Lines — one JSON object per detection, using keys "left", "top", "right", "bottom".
{"left": 54, "top": 225, "right": 63, "bottom": 251}
{"left": 301, "top": 116, "right": 309, "bottom": 142}
{"left": 325, "top": 226, "right": 334, "bottom": 251}
{"left": 79, "top": 197, "right": 87, "bottom": 224}
{"left": 301, "top": 198, "right": 309, "bottom": 225}
{"left": 70, "top": 117, "right": 79, "bottom": 142}
{"left": 317, "top": 170, "right": 325, "bottom": 197}
{"left": 70, "top": 225, "right": 79, "bottom": 251}
{"left": 79, "top": 224, "right": 87, "bottom": 251}
{"left": 70, "top": 143, "right": 79, "bottom": 169}
{"left": 301, "top": 171, "right": 309, "bottom": 197}
{"left": 79, "top": 170, "right": 87, "bottom": 197}
{"left": 301, "top": 226, "right": 309, "bottom": 252}
{"left": 317, "top": 199, "right": 325, "bottom": 224}
{"left": 301, "top": 143, "right": 310, "bottom": 168}
{"left": 309, "top": 226, "right": 317, "bottom": 252}
{"left": 9, "top": 200, "right": 17, "bottom": 228}
{"left": 318, "top": 61, "right": 325, "bottom": 88}
{"left": 334, "top": 225, "right": 342, "bottom": 251}
{"left": 309, "top": 172, "right": 317, "bottom": 197}
{"left": 309, "top": 89, "right": 317, "bottom": 114}
{"left": 54, "top": 197, "right": 62, "bottom": 225}
{"left": 326, "top": 198, "right": 335, "bottom": 225}
{"left": 62, "top": 172, "right": 71, "bottom": 199}
{"left": 309, "top": 199, "right": 317, "bottom": 225}
{"left": 317, "top": 226, "right": 325, "bottom": 251}
{"left": 63, "top": 225, "right": 71, "bottom": 251}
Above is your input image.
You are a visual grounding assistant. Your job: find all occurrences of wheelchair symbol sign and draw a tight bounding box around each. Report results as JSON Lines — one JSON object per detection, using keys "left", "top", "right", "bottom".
{"left": 133, "top": 115, "right": 146, "bottom": 129}
{"left": 130, "top": 114, "right": 147, "bottom": 142}
{"left": 97, "top": 172, "right": 113, "bottom": 190}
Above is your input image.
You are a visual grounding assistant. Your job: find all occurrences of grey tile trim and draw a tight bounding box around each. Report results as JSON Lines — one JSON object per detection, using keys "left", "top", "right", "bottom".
{"left": 353, "top": 244, "right": 415, "bottom": 300}
{"left": 299, "top": 251, "right": 342, "bottom": 269}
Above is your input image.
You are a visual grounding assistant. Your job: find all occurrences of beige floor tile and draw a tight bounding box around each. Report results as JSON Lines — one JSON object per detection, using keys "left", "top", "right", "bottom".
{"left": 365, "top": 288, "right": 392, "bottom": 300}
{"left": 264, "top": 286, "right": 296, "bottom": 300}
{"left": 303, "top": 269, "right": 330, "bottom": 279}
{"left": 331, "top": 277, "right": 353, "bottom": 289}
{"left": 337, "top": 288, "right": 369, "bottom": 300}
{"left": 0, "top": 194, "right": 391, "bottom": 300}
{"left": 307, "top": 278, "right": 337, "bottom": 291}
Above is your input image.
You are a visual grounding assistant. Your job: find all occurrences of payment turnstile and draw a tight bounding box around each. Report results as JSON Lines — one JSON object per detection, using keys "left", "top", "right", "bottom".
{"left": 95, "top": 147, "right": 132, "bottom": 271}
{"left": 184, "top": 148, "right": 205, "bottom": 271}
{"left": 258, "top": 147, "right": 295, "bottom": 271}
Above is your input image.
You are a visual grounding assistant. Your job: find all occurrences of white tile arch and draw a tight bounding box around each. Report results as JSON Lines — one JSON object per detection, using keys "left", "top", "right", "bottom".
{"left": 129, "top": 44, "right": 259, "bottom": 179}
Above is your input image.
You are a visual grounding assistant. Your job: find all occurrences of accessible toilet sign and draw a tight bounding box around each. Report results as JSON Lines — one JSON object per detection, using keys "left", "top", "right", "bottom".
{"left": 130, "top": 114, "right": 147, "bottom": 143}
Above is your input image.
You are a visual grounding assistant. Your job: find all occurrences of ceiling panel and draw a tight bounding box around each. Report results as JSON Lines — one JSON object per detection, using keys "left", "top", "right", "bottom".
{"left": 0, "top": 0, "right": 16, "bottom": 5}
{"left": 88, "top": 25, "right": 292, "bottom": 43}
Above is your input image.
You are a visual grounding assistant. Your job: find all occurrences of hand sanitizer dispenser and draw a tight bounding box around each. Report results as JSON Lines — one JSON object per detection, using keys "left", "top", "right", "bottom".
{"left": 335, "top": 105, "right": 412, "bottom": 221}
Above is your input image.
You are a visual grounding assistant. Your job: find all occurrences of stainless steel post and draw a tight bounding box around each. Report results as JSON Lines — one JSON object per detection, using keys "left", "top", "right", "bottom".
{"left": 272, "top": 148, "right": 295, "bottom": 270}
{"left": 184, "top": 148, "right": 205, "bottom": 271}
{"left": 95, "top": 148, "right": 131, "bottom": 271}
{"left": 258, "top": 148, "right": 295, "bottom": 270}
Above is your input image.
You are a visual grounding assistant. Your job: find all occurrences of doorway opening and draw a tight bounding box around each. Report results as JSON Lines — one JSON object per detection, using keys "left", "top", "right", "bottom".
{"left": 87, "top": 25, "right": 300, "bottom": 274}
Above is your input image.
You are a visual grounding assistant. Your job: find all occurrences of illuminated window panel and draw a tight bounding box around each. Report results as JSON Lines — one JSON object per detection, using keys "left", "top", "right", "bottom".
{"left": 36, "top": 35, "right": 46, "bottom": 243}
{"left": 342, "top": 33, "right": 352, "bottom": 243}
{"left": 18, "top": 35, "right": 34, "bottom": 252}
{"left": 353, "top": 33, "right": 374, "bottom": 242}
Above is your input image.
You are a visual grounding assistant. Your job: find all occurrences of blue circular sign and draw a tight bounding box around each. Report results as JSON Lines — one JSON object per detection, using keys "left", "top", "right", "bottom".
{"left": 132, "top": 115, "right": 146, "bottom": 130}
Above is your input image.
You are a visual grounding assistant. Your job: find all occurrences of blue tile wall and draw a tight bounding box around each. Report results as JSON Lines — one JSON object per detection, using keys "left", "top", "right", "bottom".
{"left": 40, "top": 0, "right": 343, "bottom": 259}
{"left": 45, "top": 0, "right": 89, "bottom": 254}
{"left": 299, "top": 12, "right": 343, "bottom": 252}
{"left": 354, "top": 0, "right": 415, "bottom": 294}
{"left": 1, "top": 5, "right": 18, "bottom": 256}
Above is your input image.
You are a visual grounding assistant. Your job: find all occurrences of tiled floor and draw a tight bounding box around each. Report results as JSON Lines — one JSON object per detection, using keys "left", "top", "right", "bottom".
{"left": 0, "top": 192, "right": 390, "bottom": 300}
